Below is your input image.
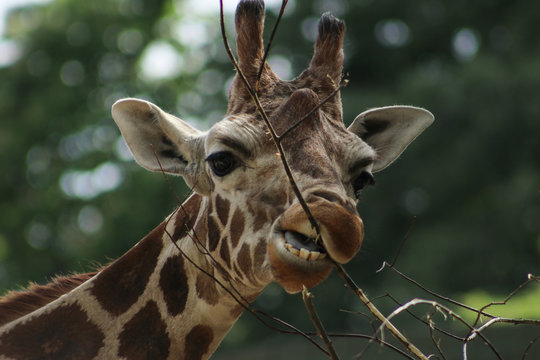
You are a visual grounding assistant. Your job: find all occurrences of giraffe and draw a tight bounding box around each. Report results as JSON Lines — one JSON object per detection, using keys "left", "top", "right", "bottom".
{"left": 0, "top": 1, "right": 434, "bottom": 359}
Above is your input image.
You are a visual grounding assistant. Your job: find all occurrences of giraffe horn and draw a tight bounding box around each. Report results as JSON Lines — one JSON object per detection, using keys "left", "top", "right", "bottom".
{"left": 234, "top": 0, "right": 276, "bottom": 87}
{"left": 308, "top": 12, "right": 346, "bottom": 85}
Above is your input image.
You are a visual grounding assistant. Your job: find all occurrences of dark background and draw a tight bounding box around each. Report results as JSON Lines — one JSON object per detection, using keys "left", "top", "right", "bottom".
{"left": 0, "top": 0, "right": 538, "bottom": 358}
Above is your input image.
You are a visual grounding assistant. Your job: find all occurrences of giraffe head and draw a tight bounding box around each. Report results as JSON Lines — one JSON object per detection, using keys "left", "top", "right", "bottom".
{"left": 111, "top": 0, "right": 433, "bottom": 294}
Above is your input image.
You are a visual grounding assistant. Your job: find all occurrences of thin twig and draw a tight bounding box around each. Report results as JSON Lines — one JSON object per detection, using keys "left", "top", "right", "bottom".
{"left": 255, "top": 0, "right": 288, "bottom": 90}
{"left": 302, "top": 286, "right": 340, "bottom": 360}
{"left": 219, "top": 0, "right": 321, "bottom": 237}
{"left": 521, "top": 333, "right": 540, "bottom": 360}
{"left": 388, "top": 216, "right": 417, "bottom": 268}
{"left": 327, "top": 332, "right": 414, "bottom": 359}
{"left": 277, "top": 77, "right": 349, "bottom": 139}
{"left": 427, "top": 309, "right": 448, "bottom": 360}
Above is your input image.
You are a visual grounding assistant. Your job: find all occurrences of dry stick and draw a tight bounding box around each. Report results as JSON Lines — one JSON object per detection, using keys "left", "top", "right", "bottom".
{"left": 326, "top": 333, "right": 414, "bottom": 360}
{"left": 302, "top": 286, "right": 340, "bottom": 360}
{"left": 336, "top": 264, "right": 429, "bottom": 360}
{"left": 219, "top": 0, "right": 321, "bottom": 237}
{"left": 521, "top": 333, "right": 540, "bottom": 360}
{"left": 219, "top": 4, "right": 340, "bottom": 358}
{"left": 277, "top": 78, "right": 349, "bottom": 140}
{"left": 255, "top": 0, "right": 288, "bottom": 90}
{"left": 389, "top": 216, "right": 417, "bottom": 268}
{"left": 427, "top": 309, "right": 448, "bottom": 360}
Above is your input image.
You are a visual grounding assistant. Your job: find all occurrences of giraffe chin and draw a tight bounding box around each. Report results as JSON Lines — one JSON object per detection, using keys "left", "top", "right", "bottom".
{"left": 268, "top": 239, "right": 333, "bottom": 294}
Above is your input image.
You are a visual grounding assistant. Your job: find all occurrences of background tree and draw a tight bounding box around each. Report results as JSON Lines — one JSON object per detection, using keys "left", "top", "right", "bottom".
{"left": 0, "top": 0, "right": 538, "bottom": 358}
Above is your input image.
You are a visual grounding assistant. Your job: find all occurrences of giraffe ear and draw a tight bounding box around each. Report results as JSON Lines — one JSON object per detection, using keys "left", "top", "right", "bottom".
{"left": 348, "top": 106, "right": 434, "bottom": 172}
{"left": 112, "top": 98, "right": 211, "bottom": 194}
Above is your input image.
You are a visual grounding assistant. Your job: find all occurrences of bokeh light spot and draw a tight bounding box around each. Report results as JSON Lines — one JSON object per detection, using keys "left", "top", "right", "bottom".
{"left": 60, "top": 59, "right": 85, "bottom": 86}
{"left": 375, "top": 19, "right": 410, "bottom": 48}
{"left": 452, "top": 28, "right": 480, "bottom": 61}
{"left": 138, "top": 40, "right": 183, "bottom": 82}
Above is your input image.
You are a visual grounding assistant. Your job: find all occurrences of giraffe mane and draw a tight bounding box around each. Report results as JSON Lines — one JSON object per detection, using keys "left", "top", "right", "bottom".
{"left": 0, "top": 271, "right": 98, "bottom": 327}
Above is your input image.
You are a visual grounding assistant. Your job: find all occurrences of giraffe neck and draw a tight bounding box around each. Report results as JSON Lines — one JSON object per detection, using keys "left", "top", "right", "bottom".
{"left": 0, "top": 194, "right": 263, "bottom": 360}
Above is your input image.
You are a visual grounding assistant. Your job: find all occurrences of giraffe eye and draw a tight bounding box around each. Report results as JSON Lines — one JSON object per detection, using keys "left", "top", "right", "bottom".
{"left": 206, "top": 151, "right": 239, "bottom": 177}
{"left": 352, "top": 171, "right": 375, "bottom": 198}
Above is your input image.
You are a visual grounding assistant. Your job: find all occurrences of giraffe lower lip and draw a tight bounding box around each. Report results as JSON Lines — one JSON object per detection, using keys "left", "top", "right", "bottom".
{"left": 284, "top": 231, "right": 327, "bottom": 261}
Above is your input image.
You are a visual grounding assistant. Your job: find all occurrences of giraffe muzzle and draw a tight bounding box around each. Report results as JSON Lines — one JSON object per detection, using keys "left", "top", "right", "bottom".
{"left": 278, "top": 200, "right": 364, "bottom": 264}
{"left": 268, "top": 200, "right": 364, "bottom": 293}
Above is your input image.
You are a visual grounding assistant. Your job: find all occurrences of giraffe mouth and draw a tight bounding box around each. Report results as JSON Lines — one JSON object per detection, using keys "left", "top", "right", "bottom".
{"left": 283, "top": 231, "right": 327, "bottom": 262}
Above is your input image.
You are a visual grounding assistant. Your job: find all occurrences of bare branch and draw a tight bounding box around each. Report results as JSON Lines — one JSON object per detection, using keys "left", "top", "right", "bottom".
{"left": 522, "top": 334, "right": 540, "bottom": 360}
{"left": 277, "top": 77, "right": 349, "bottom": 139}
{"left": 388, "top": 216, "right": 417, "bottom": 268}
{"left": 255, "top": 0, "right": 288, "bottom": 90}
{"left": 219, "top": 0, "right": 321, "bottom": 237}
{"left": 302, "top": 286, "right": 340, "bottom": 360}
{"left": 427, "top": 310, "right": 448, "bottom": 360}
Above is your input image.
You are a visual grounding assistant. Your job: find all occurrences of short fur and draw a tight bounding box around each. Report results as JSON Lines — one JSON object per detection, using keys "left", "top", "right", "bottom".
{"left": 0, "top": 272, "right": 97, "bottom": 326}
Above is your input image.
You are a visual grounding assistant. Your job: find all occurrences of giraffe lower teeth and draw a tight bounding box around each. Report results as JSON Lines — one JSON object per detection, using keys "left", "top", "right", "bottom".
{"left": 284, "top": 231, "right": 327, "bottom": 261}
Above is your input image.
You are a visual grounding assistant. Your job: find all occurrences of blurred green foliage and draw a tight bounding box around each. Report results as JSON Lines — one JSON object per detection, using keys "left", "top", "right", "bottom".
{"left": 0, "top": 0, "right": 538, "bottom": 357}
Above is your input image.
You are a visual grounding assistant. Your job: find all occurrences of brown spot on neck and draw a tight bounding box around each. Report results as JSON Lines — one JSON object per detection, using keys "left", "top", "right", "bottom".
{"left": 0, "top": 303, "right": 104, "bottom": 359}
{"left": 253, "top": 238, "right": 267, "bottom": 275}
{"left": 184, "top": 324, "right": 214, "bottom": 360}
{"left": 173, "top": 194, "right": 202, "bottom": 242}
{"left": 236, "top": 243, "right": 254, "bottom": 284}
{"left": 219, "top": 237, "right": 231, "bottom": 268}
{"left": 214, "top": 194, "right": 230, "bottom": 226}
{"left": 252, "top": 206, "right": 268, "bottom": 233}
{"left": 91, "top": 222, "right": 165, "bottom": 316}
{"left": 207, "top": 212, "right": 220, "bottom": 252}
{"left": 159, "top": 254, "right": 189, "bottom": 316}
{"left": 0, "top": 272, "right": 97, "bottom": 327}
{"left": 229, "top": 207, "right": 245, "bottom": 248}
{"left": 118, "top": 300, "right": 170, "bottom": 359}
{"left": 195, "top": 272, "right": 219, "bottom": 306}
